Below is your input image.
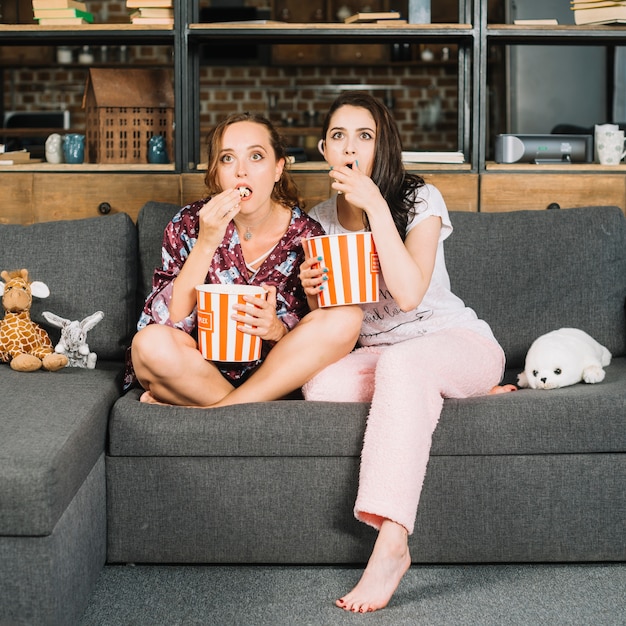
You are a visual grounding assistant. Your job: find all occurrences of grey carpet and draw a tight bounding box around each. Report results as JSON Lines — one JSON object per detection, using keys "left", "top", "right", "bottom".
{"left": 78, "top": 563, "right": 626, "bottom": 625}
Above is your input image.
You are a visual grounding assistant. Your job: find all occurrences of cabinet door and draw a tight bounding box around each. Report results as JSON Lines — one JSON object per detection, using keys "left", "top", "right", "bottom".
{"left": 422, "top": 173, "right": 478, "bottom": 212}
{"left": 480, "top": 174, "right": 626, "bottom": 213}
{"left": 0, "top": 174, "right": 34, "bottom": 225}
{"left": 291, "top": 172, "right": 332, "bottom": 210}
{"left": 181, "top": 174, "right": 208, "bottom": 207}
{"left": 32, "top": 174, "right": 181, "bottom": 223}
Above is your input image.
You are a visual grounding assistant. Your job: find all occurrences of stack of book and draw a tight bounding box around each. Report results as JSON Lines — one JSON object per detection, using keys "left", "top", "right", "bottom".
{"left": 571, "top": 0, "right": 626, "bottom": 25}
{"left": 127, "top": 0, "right": 174, "bottom": 25}
{"left": 32, "top": 0, "right": 94, "bottom": 25}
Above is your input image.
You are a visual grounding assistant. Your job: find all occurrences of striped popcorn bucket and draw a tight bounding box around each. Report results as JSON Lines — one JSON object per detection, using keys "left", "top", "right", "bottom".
{"left": 304, "top": 232, "right": 379, "bottom": 307}
{"left": 196, "top": 284, "right": 267, "bottom": 362}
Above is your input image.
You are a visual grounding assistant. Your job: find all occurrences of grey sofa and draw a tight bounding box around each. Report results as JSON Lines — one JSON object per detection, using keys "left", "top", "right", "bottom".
{"left": 1, "top": 203, "right": 625, "bottom": 625}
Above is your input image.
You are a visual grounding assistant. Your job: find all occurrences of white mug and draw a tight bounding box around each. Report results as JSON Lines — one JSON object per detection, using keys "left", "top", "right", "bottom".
{"left": 595, "top": 124, "right": 626, "bottom": 165}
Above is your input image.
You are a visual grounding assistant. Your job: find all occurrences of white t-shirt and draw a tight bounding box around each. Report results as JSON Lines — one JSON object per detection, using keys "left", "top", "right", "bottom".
{"left": 308, "top": 184, "right": 497, "bottom": 347}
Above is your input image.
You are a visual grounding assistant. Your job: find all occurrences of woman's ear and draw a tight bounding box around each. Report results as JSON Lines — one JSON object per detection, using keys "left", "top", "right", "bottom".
{"left": 275, "top": 157, "right": 285, "bottom": 182}
{"left": 317, "top": 139, "right": 326, "bottom": 158}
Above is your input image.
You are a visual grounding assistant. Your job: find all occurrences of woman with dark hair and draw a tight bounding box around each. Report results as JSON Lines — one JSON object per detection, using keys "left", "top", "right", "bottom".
{"left": 300, "top": 93, "right": 506, "bottom": 613}
{"left": 129, "top": 112, "right": 362, "bottom": 407}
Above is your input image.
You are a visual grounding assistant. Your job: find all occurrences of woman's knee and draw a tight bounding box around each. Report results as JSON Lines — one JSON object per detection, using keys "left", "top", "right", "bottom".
{"left": 303, "top": 349, "right": 378, "bottom": 402}
{"left": 132, "top": 324, "right": 191, "bottom": 374}
{"left": 310, "top": 305, "right": 363, "bottom": 346}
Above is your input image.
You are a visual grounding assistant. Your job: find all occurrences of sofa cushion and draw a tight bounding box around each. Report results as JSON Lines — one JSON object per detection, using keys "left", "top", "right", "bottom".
{"left": 0, "top": 213, "right": 137, "bottom": 361}
{"left": 446, "top": 206, "right": 626, "bottom": 368}
{"left": 0, "top": 366, "right": 121, "bottom": 535}
{"left": 109, "top": 356, "right": 626, "bottom": 458}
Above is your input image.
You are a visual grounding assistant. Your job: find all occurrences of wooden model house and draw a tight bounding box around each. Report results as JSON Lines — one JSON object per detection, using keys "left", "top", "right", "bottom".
{"left": 83, "top": 68, "right": 174, "bottom": 164}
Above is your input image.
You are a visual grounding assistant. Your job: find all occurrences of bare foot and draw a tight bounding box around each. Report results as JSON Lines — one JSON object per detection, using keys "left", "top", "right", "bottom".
{"left": 139, "top": 390, "right": 170, "bottom": 405}
{"left": 336, "top": 519, "right": 411, "bottom": 613}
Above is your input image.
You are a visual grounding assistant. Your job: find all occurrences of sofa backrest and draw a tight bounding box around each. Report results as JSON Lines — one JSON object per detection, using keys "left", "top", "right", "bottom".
{"left": 136, "top": 201, "right": 181, "bottom": 303}
{"left": 0, "top": 213, "right": 137, "bottom": 362}
{"left": 134, "top": 202, "right": 626, "bottom": 370}
{"left": 446, "top": 206, "right": 626, "bottom": 368}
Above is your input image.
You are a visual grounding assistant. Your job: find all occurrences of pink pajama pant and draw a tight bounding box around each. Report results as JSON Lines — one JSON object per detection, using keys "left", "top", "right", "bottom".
{"left": 302, "top": 328, "right": 505, "bottom": 535}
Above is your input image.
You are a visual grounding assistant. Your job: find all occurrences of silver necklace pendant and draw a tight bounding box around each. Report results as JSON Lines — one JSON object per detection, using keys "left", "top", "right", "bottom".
{"left": 244, "top": 229, "right": 252, "bottom": 241}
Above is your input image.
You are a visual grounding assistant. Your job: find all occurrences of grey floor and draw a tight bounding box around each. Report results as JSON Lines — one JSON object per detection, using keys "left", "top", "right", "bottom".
{"left": 79, "top": 563, "right": 626, "bottom": 625}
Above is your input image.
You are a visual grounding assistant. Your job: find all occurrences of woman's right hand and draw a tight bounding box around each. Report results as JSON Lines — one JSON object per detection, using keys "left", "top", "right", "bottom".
{"left": 168, "top": 189, "right": 241, "bottom": 323}
{"left": 196, "top": 188, "right": 242, "bottom": 253}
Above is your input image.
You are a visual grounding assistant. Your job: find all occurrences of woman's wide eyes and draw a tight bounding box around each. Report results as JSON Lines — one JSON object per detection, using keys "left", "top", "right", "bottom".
{"left": 220, "top": 152, "right": 264, "bottom": 163}
{"left": 330, "top": 131, "right": 372, "bottom": 140}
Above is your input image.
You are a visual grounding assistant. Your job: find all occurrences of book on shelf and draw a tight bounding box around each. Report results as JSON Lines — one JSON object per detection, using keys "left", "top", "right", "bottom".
{"left": 377, "top": 18, "right": 407, "bottom": 24}
{"left": 344, "top": 11, "right": 401, "bottom": 23}
{"left": 401, "top": 151, "right": 465, "bottom": 164}
{"left": 33, "top": 8, "right": 94, "bottom": 21}
{"left": 130, "top": 16, "right": 174, "bottom": 24}
{"left": 32, "top": 0, "right": 87, "bottom": 9}
{"left": 129, "top": 8, "right": 173, "bottom": 18}
{"left": 0, "top": 149, "right": 35, "bottom": 164}
{"left": 571, "top": 1, "right": 626, "bottom": 9}
{"left": 572, "top": 5, "right": 626, "bottom": 23}
{"left": 36, "top": 16, "right": 90, "bottom": 24}
{"left": 571, "top": 0, "right": 626, "bottom": 4}
{"left": 125, "top": 0, "right": 173, "bottom": 8}
{"left": 513, "top": 19, "right": 559, "bottom": 25}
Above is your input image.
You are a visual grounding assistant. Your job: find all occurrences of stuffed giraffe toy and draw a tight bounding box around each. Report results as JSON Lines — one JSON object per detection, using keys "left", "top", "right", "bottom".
{"left": 0, "top": 269, "right": 68, "bottom": 372}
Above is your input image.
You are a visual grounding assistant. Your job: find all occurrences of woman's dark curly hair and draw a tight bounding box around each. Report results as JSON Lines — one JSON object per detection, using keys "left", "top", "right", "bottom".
{"left": 204, "top": 112, "right": 302, "bottom": 209}
{"left": 320, "top": 92, "right": 425, "bottom": 240}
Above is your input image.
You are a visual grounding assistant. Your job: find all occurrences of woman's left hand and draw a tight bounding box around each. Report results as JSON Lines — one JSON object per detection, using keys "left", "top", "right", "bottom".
{"left": 231, "top": 284, "right": 287, "bottom": 343}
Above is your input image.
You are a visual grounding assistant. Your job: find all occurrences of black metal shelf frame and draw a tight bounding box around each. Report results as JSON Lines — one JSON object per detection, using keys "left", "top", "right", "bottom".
{"left": 8, "top": 4, "right": 626, "bottom": 172}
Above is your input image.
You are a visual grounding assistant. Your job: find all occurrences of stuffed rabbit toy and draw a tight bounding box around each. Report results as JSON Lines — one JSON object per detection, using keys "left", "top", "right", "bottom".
{"left": 41, "top": 310, "right": 104, "bottom": 369}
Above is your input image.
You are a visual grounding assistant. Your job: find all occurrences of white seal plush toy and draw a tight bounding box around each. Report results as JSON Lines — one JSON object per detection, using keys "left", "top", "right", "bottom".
{"left": 517, "top": 328, "right": 612, "bottom": 390}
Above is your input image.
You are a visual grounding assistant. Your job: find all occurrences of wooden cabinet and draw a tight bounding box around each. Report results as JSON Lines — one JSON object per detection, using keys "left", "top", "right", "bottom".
{"left": 183, "top": 170, "right": 475, "bottom": 214}
{"left": 4, "top": 170, "right": 625, "bottom": 223}
{"left": 480, "top": 172, "right": 626, "bottom": 213}
{"left": 1, "top": 173, "right": 180, "bottom": 224}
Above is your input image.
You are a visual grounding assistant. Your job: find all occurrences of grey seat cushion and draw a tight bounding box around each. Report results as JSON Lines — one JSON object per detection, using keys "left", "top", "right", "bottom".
{"left": 0, "top": 213, "right": 138, "bottom": 361}
{"left": 109, "top": 357, "right": 626, "bottom": 458}
{"left": 446, "top": 206, "right": 626, "bottom": 368}
{"left": 0, "top": 365, "right": 121, "bottom": 536}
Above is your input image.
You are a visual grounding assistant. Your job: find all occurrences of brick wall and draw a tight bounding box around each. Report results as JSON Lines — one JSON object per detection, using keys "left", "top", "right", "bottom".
{"left": 199, "top": 57, "right": 459, "bottom": 154}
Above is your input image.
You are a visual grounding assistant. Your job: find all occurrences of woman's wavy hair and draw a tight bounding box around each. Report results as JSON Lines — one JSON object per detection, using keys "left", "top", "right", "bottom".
{"left": 320, "top": 92, "right": 425, "bottom": 240}
{"left": 204, "top": 112, "right": 302, "bottom": 209}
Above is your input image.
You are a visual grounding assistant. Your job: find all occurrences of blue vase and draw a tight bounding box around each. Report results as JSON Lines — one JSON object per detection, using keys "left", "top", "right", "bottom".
{"left": 63, "top": 134, "right": 85, "bottom": 164}
{"left": 148, "top": 135, "right": 169, "bottom": 164}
